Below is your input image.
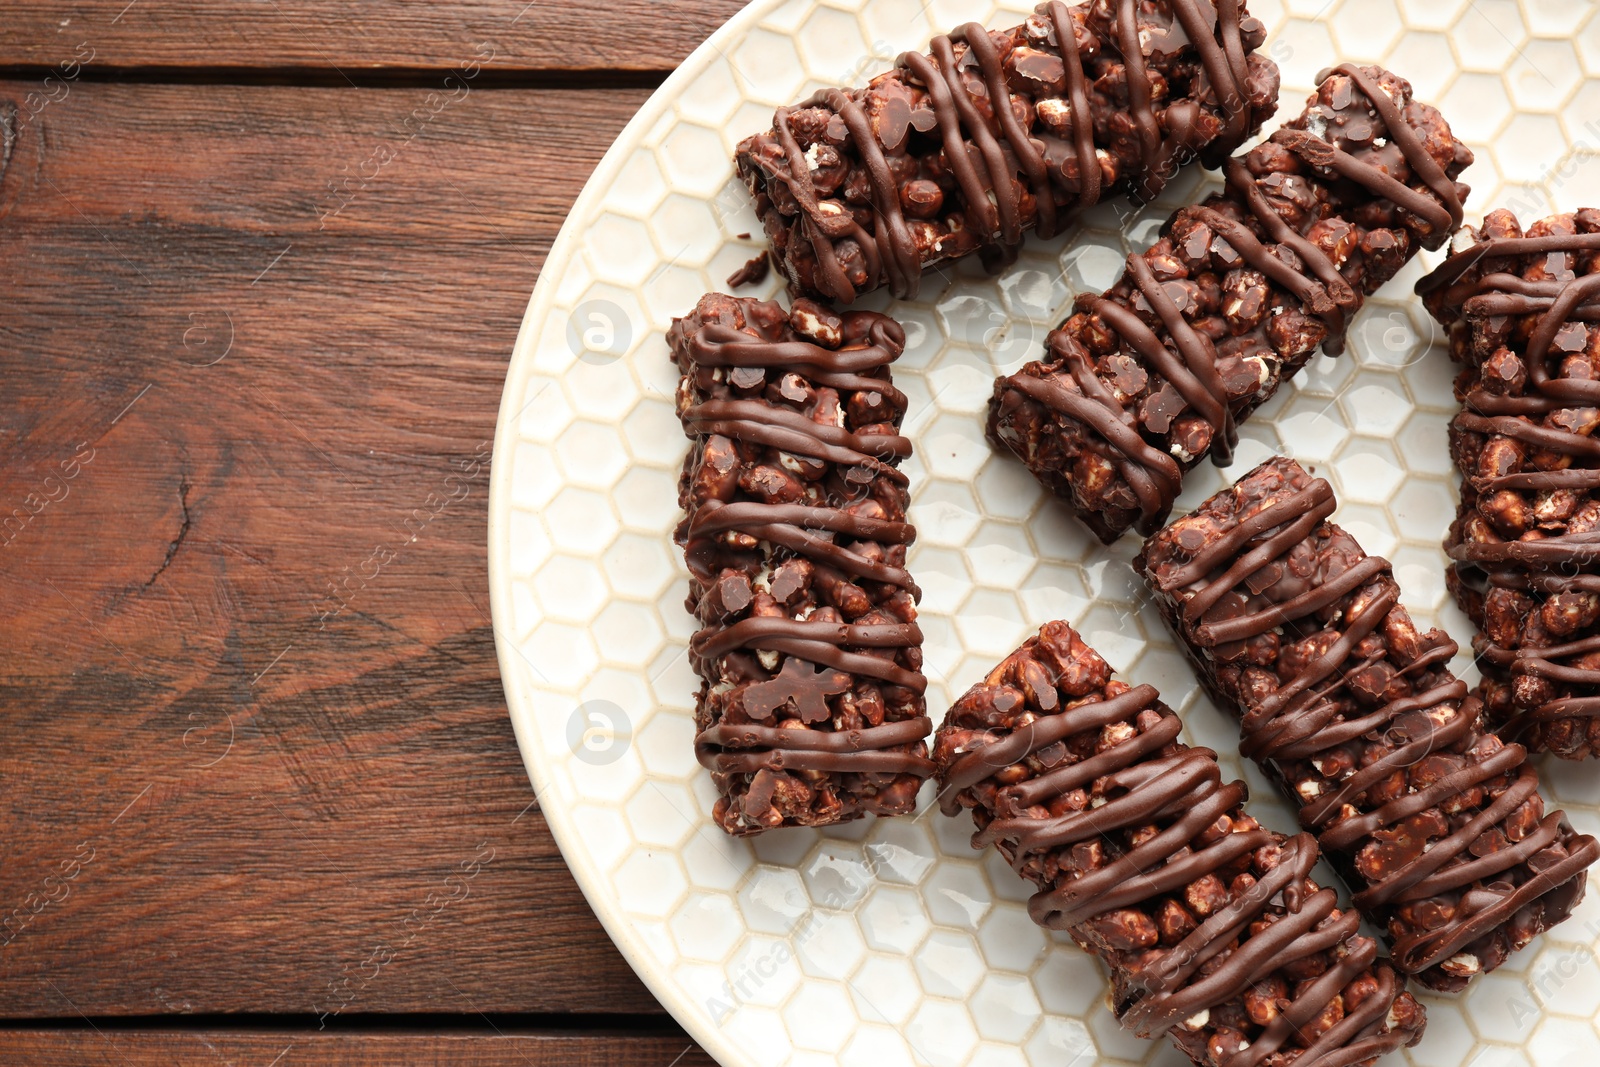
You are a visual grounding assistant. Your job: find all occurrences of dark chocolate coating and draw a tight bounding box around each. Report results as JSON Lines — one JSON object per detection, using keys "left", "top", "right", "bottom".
{"left": 935, "top": 621, "right": 1425, "bottom": 1066}
{"left": 670, "top": 294, "right": 932, "bottom": 835}
{"left": 736, "top": 0, "right": 1280, "bottom": 303}
{"left": 989, "top": 63, "right": 1472, "bottom": 543}
{"left": 1138, "top": 457, "right": 1600, "bottom": 991}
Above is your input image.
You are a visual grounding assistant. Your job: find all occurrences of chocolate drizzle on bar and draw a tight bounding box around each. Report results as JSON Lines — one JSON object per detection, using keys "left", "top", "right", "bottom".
{"left": 935, "top": 622, "right": 1425, "bottom": 1064}
{"left": 737, "top": 0, "right": 1280, "bottom": 303}
{"left": 1418, "top": 219, "right": 1600, "bottom": 752}
{"left": 988, "top": 63, "right": 1472, "bottom": 543}
{"left": 670, "top": 294, "right": 933, "bottom": 835}
{"left": 1139, "top": 457, "right": 1600, "bottom": 991}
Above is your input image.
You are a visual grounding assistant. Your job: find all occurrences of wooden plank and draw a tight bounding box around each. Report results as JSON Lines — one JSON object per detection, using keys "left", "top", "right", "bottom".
{"left": 0, "top": 2, "right": 746, "bottom": 74}
{"left": 0, "top": 1031, "right": 718, "bottom": 1065}
{"left": 0, "top": 81, "right": 687, "bottom": 1016}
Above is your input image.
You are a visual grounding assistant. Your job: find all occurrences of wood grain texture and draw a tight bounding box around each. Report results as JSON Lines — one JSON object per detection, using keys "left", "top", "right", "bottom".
{"left": 0, "top": 1031, "right": 718, "bottom": 1066}
{"left": 0, "top": 79, "right": 682, "bottom": 1019}
{"left": 0, "top": 2, "right": 746, "bottom": 74}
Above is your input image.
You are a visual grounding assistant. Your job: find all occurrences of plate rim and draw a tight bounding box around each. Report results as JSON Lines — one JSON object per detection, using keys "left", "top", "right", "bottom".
{"left": 484, "top": 3, "right": 1597, "bottom": 1064}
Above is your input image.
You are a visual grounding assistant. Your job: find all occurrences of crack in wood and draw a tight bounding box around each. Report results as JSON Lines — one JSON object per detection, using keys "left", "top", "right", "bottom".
{"left": 144, "top": 479, "right": 191, "bottom": 588}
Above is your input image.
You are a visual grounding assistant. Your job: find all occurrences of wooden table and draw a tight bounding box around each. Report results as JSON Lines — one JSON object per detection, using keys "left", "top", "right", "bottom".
{"left": 0, "top": 4, "right": 749, "bottom": 1062}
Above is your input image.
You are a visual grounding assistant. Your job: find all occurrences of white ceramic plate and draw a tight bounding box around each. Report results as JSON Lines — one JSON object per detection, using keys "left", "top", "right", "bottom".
{"left": 488, "top": 3, "right": 1600, "bottom": 1065}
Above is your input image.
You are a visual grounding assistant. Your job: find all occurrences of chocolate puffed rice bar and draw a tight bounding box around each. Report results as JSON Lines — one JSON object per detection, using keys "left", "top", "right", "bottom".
{"left": 1418, "top": 208, "right": 1600, "bottom": 758}
{"left": 1138, "top": 456, "right": 1599, "bottom": 990}
{"left": 935, "top": 620, "right": 1426, "bottom": 1066}
{"left": 671, "top": 294, "right": 933, "bottom": 835}
{"left": 736, "top": 0, "right": 1280, "bottom": 304}
{"left": 990, "top": 63, "right": 1472, "bottom": 542}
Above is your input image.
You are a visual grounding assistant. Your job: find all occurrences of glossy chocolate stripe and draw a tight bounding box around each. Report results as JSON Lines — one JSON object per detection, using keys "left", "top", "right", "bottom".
{"left": 1049, "top": 1, "right": 1101, "bottom": 210}
{"left": 1416, "top": 231, "right": 1600, "bottom": 299}
{"left": 694, "top": 618, "right": 921, "bottom": 658}
{"left": 1452, "top": 530, "right": 1600, "bottom": 566}
{"left": 698, "top": 745, "right": 935, "bottom": 775}
{"left": 693, "top": 633, "right": 926, "bottom": 692}
{"left": 1463, "top": 389, "right": 1599, "bottom": 417}
{"left": 1475, "top": 467, "right": 1600, "bottom": 492}
{"left": 823, "top": 86, "right": 918, "bottom": 297}
{"left": 688, "top": 501, "right": 915, "bottom": 545}
{"left": 697, "top": 715, "right": 931, "bottom": 753}
{"left": 1113, "top": 0, "right": 1165, "bottom": 198}
{"left": 689, "top": 326, "right": 901, "bottom": 374}
{"left": 1454, "top": 411, "right": 1600, "bottom": 458}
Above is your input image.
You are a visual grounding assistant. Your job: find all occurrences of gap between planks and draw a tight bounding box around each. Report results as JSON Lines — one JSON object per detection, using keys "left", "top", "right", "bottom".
{"left": 0, "top": 65, "right": 670, "bottom": 90}
{"left": 0, "top": 1013, "right": 690, "bottom": 1035}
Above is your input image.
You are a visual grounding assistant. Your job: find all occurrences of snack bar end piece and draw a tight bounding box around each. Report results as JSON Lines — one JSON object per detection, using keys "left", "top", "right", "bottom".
{"left": 990, "top": 63, "right": 1472, "bottom": 543}
{"left": 1418, "top": 207, "right": 1600, "bottom": 758}
{"left": 1138, "top": 456, "right": 1600, "bottom": 991}
{"left": 670, "top": 293, "right": 933, "bottom": 835}
{"left": 736, "top": 0, "right": 1281, "bottom": 304}
{"left": 935, "top": 620, "right": 1427, "bottom": 1064}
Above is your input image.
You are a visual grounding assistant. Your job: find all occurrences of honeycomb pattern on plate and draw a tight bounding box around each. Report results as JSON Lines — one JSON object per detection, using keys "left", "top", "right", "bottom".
{"left": 488, "top": 2, "right": 1600, "bottom": 1065}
